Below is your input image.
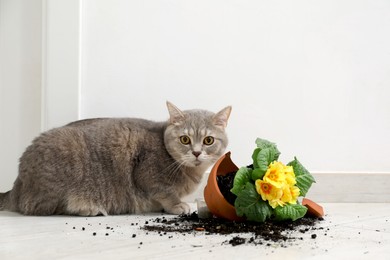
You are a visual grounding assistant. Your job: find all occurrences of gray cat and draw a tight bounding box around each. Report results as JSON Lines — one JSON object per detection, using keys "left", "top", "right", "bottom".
{"left": 0, "top": 102, "right": 231, "bottom": 216}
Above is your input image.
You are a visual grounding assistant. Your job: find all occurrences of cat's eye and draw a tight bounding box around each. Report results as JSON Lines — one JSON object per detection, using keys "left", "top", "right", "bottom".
{"left": 203, "top": 136, "right": 214, "bottom": 145}
{"left": 180, "top": 135, "right": 191, "bottom": 145}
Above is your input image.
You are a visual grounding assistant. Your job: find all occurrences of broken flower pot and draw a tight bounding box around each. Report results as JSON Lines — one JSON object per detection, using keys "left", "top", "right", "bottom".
{"left": 204, "top": 152, "right": 243, "bottom": 221}
{"left": 204, "top": 152, "right": 324, "bottom": 221}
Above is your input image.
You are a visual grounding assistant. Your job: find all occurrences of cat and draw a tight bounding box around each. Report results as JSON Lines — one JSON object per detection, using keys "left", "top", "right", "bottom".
{"left": 0, "top": 102, "right": 231, "bottom": 216}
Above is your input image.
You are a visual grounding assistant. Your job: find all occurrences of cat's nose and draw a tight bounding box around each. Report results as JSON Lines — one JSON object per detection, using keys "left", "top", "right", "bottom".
{"left": 192, "top": 151, "right": 201, "bottom": 158}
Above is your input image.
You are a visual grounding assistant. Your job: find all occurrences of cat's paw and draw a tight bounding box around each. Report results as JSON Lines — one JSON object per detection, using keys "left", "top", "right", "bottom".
{"left": 165, "top": 202, "right": 191, "bottom": 215}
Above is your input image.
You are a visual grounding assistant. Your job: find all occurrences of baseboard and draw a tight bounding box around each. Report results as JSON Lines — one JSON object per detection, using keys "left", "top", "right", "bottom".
{"left": 184, "top": 172, "right": 390, "bottom": 203}
{"left": 307, "top": 172, "right": 390, "bottom": 203}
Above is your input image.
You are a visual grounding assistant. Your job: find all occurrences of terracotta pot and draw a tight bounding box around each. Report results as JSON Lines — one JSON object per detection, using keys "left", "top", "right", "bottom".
{"left": 204, "top": 152, "right": 324, "bottom": 221}
{"left": 204, "top": 152, "right": 244, "bottom": 221}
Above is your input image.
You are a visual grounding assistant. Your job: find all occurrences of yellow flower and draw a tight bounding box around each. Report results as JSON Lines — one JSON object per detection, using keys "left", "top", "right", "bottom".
{"left": 290, "top": 185, "right": 300, "bottom": 202}
{"left": 281, "top": 185, "right": 292, "bottom": 203}
{"left": 284, "top": 165, "right": 296, "bottom": 186}
{"left": 255, "top": 161, "right": 300, "bottom": 208}
{"left": 263, "top": 161, "right": 286, "bottom": 188}
{"left": 269, "top": 198, "right": 286, "bottom": 208}
{"left": 255, "top": 179, "right": 283, "bottom": 209}
{"left": 281, "top": 185, "right": 300, "bottom": 204}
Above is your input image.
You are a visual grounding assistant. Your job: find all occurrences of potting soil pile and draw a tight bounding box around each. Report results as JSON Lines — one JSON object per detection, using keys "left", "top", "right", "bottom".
{"left": 142, "top": 212, "right": 326, "bottom": 247}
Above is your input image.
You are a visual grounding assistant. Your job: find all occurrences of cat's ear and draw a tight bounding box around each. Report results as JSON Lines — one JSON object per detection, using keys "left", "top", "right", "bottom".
{"left": 166, "top": 101, "right": 186, "bottom": 125}
{"left": 213, "top": 106, "right": 232, "bottom": 129}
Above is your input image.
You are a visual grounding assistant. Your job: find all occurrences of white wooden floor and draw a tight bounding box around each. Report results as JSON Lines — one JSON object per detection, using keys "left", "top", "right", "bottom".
{"left": 1, "top": 203, "right": 389, "bottom": 260}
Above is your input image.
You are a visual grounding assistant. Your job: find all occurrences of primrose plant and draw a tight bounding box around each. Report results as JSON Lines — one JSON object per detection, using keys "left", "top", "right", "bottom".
{"left": 231, "top": 138, "right": 316, "bottom": 222}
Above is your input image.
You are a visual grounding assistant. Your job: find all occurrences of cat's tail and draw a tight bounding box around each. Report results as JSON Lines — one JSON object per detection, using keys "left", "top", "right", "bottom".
{"left": 0, "top": 191, "right": 11, "bottom": 210}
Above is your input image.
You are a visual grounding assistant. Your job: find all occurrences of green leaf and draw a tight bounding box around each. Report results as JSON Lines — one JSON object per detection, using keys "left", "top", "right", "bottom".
{"left": 255, "top": 138, "right": 281, "bottom": 160}
{"left": 274, "top": 203, "right": 308, "bottom": 221}
{"left": 287, "top": 157, "right": 316, "bottom": 197}
{"left": 252, "top": 139, "right": 281, "bottom": 170}
{"left": 251, "top": 148, "right": 261, "bottom": 168}
{"left": 255, "top": 138, "right": 276, "bottom": 150}
{"left": 251, "top": 168, "right": 266, "bottom": 181}
{"left": 251, "top": 147, "right": 279, "bottom": 181}
{"left": 234, "top": 182, "right": 272, "bottom": 222}
{"left": 231, "top": 167, "right": 252, "bottom": 196}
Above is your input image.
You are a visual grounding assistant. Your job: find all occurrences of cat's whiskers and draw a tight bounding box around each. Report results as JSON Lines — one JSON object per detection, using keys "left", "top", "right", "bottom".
{"left": 159, "top": 153, "right": 183, "bottom": 181}
{"left": 165, "top": 160, "right": 186, "bottom": 185}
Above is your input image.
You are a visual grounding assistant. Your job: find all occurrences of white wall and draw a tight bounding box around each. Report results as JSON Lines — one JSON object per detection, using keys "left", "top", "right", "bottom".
{"left": 1, "top": 0, "right": 389, "bottom": 195}
{"left": 0, "top": 0, "right": 42, "bottom": 191}
{"left": 81, "top": 0, "right": 390, "bottom": 173}
{"left": 41, "top": 0, "right": 81, "bottom": 131}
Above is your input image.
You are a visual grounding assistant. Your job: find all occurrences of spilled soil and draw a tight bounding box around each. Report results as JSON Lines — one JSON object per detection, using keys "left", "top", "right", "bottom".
{"left": 216, "top": 171, "right": 237, "bottom": 206}
{"left": 142, "top": 165, "right": 326, "bottom": 247}
{"left": 142, "top": 212, "right": 325, "bottom": 246}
